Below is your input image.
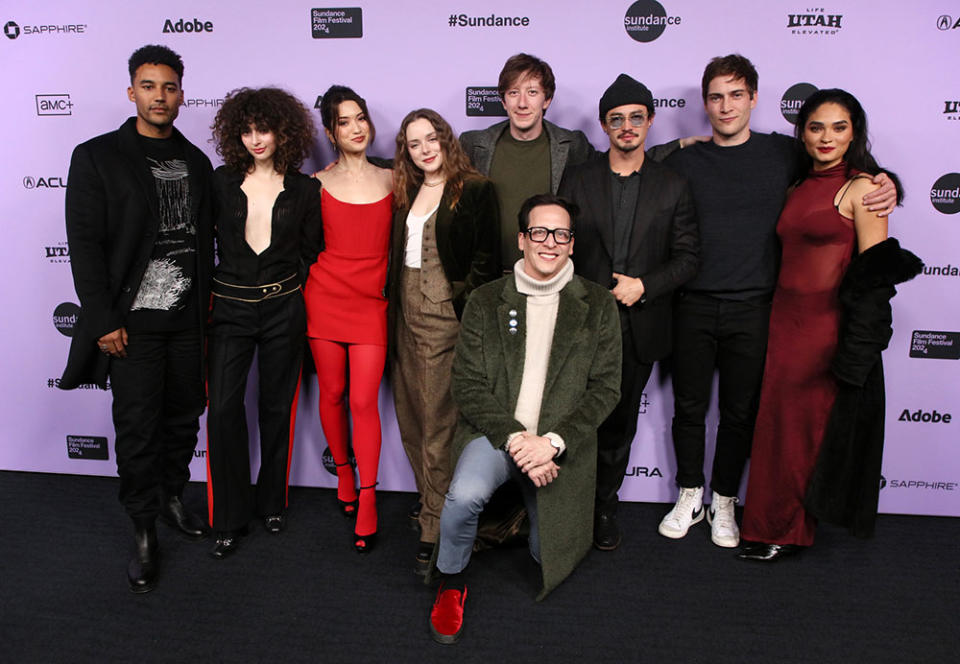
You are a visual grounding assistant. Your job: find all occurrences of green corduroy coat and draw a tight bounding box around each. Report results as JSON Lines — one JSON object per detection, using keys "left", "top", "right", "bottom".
{"left": 450, "top": 272, "right": 622, "bottom": 599}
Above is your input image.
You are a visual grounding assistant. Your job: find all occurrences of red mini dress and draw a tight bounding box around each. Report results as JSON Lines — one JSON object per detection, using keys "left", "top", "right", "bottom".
{"left": 304, "top": 189, "right": 392, "bottom": 345}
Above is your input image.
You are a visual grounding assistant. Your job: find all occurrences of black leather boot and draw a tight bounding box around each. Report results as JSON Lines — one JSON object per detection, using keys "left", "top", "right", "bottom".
{"left": 127, "top": 525, "right": 159, "bottom": 593}
{"left": 160, "top": 495, "right": 210, "bottom": 540}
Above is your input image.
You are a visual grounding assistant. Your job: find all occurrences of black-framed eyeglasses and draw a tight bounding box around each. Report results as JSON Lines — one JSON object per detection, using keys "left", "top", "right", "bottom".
{"left": 524, "top": 227, "right": 574, "bottom": 244}
{"left": 606, "top": 112, "right": 648, "bottom": 129}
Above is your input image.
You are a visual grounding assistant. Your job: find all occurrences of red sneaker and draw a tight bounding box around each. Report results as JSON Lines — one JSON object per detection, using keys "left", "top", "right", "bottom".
{"left": 429, "top": 582, "right": 467, "bottom": 644}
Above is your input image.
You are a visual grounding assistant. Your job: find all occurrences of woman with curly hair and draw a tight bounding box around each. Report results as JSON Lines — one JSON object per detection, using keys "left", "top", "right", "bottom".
{"left": 388, "top": 108, "right": 500, "bottom": 572}
{"left": 303, "top": 85, "right": 393, "bottom": 553}
{"left": 206, "top": 87, "right": 323, "bottom": 559}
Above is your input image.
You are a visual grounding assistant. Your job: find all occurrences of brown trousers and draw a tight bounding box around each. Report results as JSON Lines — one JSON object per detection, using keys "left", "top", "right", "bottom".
{"left": 392, "top": 226, "right": 460, "bottom": 542}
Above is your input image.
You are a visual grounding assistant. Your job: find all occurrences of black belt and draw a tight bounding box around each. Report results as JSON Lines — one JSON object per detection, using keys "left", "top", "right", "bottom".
{"left": 212, "top": 273, "right": 300, "bottom": 302}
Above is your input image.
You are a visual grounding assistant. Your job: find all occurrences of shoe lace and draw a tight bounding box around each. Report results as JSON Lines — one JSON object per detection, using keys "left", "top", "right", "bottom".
{"left": 674, "top": 488, "right": 700, "bottom": 518}
{"left": 712, "top": 495, "right": 738, "bottom": 531}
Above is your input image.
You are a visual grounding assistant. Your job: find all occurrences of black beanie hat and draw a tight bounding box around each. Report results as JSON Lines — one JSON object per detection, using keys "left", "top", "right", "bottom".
{"left": 599, "top": 73, "right": 654, "bottom": 121}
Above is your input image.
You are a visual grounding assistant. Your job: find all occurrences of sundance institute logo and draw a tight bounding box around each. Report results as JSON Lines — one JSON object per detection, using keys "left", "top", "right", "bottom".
{"left": 623, "top": 0, "right": 680, "bottom": 43}
{"left": 930, "top": 173, "right": 960, "bottom": 214}
{"left": 780, "top": 83, "right": 818, "bottom": 124}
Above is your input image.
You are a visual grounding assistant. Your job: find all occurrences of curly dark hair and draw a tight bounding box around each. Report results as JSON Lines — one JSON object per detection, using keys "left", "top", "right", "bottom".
{"left": 393, "top": 108, "right": 480, "bottom": 210}
{"left": 211, "top": 87, "right": 316, "bottom": 174}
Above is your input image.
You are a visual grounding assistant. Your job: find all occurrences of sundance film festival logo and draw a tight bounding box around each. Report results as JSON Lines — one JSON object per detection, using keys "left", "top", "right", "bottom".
{"left": 787, "top": 8, "right": 842, "bottom": 35}
{"left": 45, "top": 241, "right": 70, "bottom": 264}
{"left": 624, "top": 0, "right": 681, "bottom": 43}
{"left": 67, "top": 435, "right": 109, "bottom": 460}
{"left": 53, "top": 302, "right": 80, "bottom": 337}
{"left": 937, "top": 15, "right": 960, "bottom": 30}
{"left": 311, "top": 8, "right": 363, "bottom": 38}
{"left": 910, "top": 330, "right": 960, "bottom": 360}
{"left": 24, "top": 175, "right": 65, "bottom": 189}
{"left": 4, "top": 20, "right": 86, "bottom": 39}
{"left": 930, "top": 173, "right": 960, "bottom": 214}
{"left": 781, "top": 83, "right": 818, "bottom": 124}
{"left": 36, "top": 94, "right": 73, "bottom": 116}
{"left": 465, "top": 87, "right": 506, "bottom": 117}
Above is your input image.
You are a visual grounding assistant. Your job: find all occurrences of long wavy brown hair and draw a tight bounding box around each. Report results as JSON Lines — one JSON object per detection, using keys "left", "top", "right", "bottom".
{"left": 211, "top": 87, "right": 316, "bottom": 174}
{"left": 393, "top": 108, "right": 480, "bottom": 210}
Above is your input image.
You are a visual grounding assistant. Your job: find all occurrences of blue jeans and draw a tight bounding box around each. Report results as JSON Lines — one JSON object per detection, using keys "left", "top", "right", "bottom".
{"left": 436, "top": 436, "right": 540, "bottom": 574}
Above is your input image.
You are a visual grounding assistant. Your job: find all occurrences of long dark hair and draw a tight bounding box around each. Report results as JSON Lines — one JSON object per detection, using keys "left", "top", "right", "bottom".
{"left": 393, "top": 108, "right": 480, "bottom": 210}
{"left": 793, "top": 88, "right": 903, "bottom": 203}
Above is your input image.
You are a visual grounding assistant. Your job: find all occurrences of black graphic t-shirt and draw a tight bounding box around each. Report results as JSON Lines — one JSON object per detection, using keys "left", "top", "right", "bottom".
{"left": 126, "top": 134, "right": 198, "bottom": 331}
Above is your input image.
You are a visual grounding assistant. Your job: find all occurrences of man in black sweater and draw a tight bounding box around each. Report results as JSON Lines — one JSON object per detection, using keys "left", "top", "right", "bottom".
{"left": 662, "top": 54, "right": 897, "bottom": 549}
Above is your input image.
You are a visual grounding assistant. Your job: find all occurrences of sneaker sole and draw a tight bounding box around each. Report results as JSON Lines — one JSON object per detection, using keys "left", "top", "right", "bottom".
{"left": 658, "top": 509, "right": 705, "bottom": 539}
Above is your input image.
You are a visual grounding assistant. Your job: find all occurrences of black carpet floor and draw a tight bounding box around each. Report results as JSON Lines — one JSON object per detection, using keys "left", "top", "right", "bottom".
{"left": 1, "top": 470, "right": 956, "bottom": 663}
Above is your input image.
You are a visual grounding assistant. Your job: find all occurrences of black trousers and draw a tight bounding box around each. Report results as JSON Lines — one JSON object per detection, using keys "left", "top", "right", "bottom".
{"left": 670, "top": 292, "right": 771, "bottom": 497}
{"left": 206, "top": 293, "right": 305, "bottom": 531}
{"left": 110, "top": 327, "right": 204, "bottom": 527}
{"left": 595, "top": 322, "right": 654, "bottom": 514}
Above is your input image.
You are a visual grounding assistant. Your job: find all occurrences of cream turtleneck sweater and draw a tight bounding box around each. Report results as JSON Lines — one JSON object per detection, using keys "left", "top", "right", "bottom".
{"left": 508, "top": 258, "right": 575, "bottom": 455}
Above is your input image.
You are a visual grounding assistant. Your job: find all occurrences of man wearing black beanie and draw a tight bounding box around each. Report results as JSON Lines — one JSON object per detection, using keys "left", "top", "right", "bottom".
{"left": 559, "top": 74, "right": 699, "bottom": 550}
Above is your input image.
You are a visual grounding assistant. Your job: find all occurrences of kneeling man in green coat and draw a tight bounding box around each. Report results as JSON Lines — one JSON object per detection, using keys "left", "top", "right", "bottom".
{"left": 428, "top": 193, "right": 622, "bottom": 644}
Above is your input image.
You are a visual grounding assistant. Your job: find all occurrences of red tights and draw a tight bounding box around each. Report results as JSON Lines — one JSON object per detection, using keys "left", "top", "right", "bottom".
{"left": 309, "top": 339, "right": 385, "bottom": 537}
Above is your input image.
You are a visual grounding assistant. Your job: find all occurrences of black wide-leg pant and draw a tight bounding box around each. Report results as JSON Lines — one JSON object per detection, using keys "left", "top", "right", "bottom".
{"left": 206, "top": 293, "right": 305, "bottom": 531}
{"left": 670, "top": 292, "right": 771, "bottom": 497}
{"left": 110, "top": 327, "right": 205, "bottom": 527}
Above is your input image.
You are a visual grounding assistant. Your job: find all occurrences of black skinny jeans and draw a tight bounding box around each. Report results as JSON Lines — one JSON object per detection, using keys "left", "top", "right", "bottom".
{"left": 670, "top": 292, "right": 771, "bottom": 497}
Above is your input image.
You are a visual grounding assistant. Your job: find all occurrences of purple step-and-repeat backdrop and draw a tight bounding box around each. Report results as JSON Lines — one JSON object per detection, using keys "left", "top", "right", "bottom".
{"left": 2, "top": 1, "right": 958, "bottom": 516}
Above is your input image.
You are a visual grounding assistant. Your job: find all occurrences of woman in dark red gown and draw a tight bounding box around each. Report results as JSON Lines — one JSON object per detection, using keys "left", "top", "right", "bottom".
{"left": 303, "top": 86, "right": 393, "bottom": 552}
{"left": 739, "top": 89, "right": 907, "bottom": 561}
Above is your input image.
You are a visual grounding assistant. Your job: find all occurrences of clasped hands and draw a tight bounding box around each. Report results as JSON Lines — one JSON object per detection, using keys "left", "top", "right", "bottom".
{"left": 509, "top": 432, "right": 559, "bottom": 488}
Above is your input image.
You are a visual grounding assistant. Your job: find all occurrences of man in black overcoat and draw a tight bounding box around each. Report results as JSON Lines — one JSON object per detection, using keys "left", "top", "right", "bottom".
{"left": 558, "top": 74, "right": 699, "bottom": 550}
{"left": 61, "top": 44, "right": 214, "bottom": 592}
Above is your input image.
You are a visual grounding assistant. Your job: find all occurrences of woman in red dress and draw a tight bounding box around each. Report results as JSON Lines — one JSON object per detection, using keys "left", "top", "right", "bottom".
{"left": 739, "top": 89, "right": 917, "bottom": 561}
{"left": 303, "top": 86, "right": 393, "bottom": 552}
